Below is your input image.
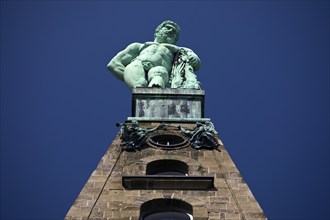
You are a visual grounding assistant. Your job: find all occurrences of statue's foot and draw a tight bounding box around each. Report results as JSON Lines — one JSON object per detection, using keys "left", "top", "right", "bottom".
{"left": 149, "top": 83, "right": 162, "bottom": 88}
{"left": 148, "top": 76, "right": 165, "bottom": 89}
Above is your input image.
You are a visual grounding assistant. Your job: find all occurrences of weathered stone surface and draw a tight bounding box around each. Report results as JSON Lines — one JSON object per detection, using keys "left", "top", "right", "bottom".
{"left": 132, "top": 88, "right": 204, "bottom": 119}
{"left": 66, "top": 121, "right": 266, "bottom": 220}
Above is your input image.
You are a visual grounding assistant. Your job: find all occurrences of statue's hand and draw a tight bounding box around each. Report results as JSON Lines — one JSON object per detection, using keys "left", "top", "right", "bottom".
{"left": 185, "top": 51, "right": 200, "bottom": 70}
{"left": 188, "top": 55, "right": 199, "bottom": 67}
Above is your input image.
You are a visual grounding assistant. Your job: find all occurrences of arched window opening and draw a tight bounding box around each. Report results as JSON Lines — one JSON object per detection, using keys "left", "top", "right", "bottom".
{"left": 147, "top": 132, "right": 190, "bottom": 149}
{"left": 146, "top": 160, "right": 188, "bottom": 176}
{"left": 150, "top": 134, "right": 186, "bottom": 147}
{"left": 140, "top": 198, "right": 193, "bottom": 220}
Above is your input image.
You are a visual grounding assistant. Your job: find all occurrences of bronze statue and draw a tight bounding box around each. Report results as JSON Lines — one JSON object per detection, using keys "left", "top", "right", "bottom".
{"left": 107, "top": 20, "right": 201, "bottom": 91}
{"left": 116, "top": 120, "right": 164, "bottom": 150}
{"left": 178, "top": 122, "right": 219, "bottom": 149}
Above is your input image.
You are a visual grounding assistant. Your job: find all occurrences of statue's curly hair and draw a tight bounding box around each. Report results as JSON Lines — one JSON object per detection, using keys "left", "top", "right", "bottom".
{"left": 154, "top": 20, "right": 180, "bottom": 43}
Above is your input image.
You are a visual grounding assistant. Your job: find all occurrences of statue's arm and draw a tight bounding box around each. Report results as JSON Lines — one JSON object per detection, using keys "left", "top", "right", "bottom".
{"left": 107, "top": 43, "right": 143, "bottom": 81}
{"left": 146, "top": 122, "right": 165, "bottom": 133}
{"left": 177, "top": 125, "right": 193, "bottom": 136}
{"left": 191, "top": 129, "right": 202, "bottom": 140}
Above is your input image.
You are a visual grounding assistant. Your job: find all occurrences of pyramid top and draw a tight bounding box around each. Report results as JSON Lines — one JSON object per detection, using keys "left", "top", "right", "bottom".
{"left": 107, "top": 20, "right": 202, "bottom": 92}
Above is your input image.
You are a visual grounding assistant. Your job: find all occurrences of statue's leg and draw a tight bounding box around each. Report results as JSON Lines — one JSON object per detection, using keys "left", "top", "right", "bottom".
{"left": 124, "top": 60, "right": 148, "bottom": 90}
{"left": 147, "top": 66, "right": 169, "bottom": 88}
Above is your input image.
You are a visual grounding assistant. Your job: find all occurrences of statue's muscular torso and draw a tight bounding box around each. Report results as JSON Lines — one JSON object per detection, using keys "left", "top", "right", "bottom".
{"left": 136, "top": 42, "right": 179, "bottom": 72}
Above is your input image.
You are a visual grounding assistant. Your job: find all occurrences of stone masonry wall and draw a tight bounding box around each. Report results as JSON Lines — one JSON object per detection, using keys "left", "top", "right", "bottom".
{"left": 65, "top": 122, "right": 266, "bottom": 220}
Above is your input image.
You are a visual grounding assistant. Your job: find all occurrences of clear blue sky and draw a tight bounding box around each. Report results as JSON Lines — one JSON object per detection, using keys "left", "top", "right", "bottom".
{"left": 1, "top": 1, "right": 329, "bottom": 219}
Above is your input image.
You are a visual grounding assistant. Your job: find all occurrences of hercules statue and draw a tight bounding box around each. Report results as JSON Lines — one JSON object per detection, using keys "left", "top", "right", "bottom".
{"left": 107, "top": 20, "right": 201, "bottom": 91}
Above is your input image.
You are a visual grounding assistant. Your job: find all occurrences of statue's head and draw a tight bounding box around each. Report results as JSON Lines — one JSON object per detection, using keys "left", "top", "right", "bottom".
{"left": 154, "top": 20, "right": 180, "bottom": 44}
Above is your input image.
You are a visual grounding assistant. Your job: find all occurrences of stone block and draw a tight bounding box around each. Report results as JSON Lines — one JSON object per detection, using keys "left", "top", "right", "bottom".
{"left": 239, "top": 202, "right": 263, "bottom": 212}
{"left": 89, "top": 210, "right": 103, "bottom": 218}
{"left": 73, "top": 199, "right": 88, "bottom": 208}
{"left": 208, "top": 213, "right": 221, "bottom": 219}
{"left": 236, "top": 195, "right": 249, "bottom": 203}
{"left": 66, "top": 207, "right": 91, "bottom": 218}
{"left": 225, "top": 213, "right": 241, "bottom": 220}
{"left": 132, "top": 88, "right": 204, "bottom": 119}
{"left": 94, "top": 200, "right": 107, "bottom": 209}
{"left": 214, "top": 188, "right": 232, "bottom": 197}
{"left": 182, "top": 190, "right": 216, "bottom": 197}
{"left": 207, "top": 202, "right": 227, "bottom": 208}
{"left": 214, "top": 177, "right": 229, "bottom": 188}
{"left": 210, "top": 196, "right": 231, "bottom": 204}
{"left": 194, "top": 207, "right": 209, "bottom": 219}
{"left": 244, "top": 211, "right": 267, "bottom": 218}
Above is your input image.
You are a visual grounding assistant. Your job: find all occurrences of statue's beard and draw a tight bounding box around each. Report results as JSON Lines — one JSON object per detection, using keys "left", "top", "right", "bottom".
{"left": 155, "top": 31, "right": 175, "bottom": 43}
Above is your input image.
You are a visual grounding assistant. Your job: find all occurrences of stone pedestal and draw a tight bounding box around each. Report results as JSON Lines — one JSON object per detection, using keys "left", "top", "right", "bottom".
{"left": 131, "top": 88, "right": 204, "bottom": 119}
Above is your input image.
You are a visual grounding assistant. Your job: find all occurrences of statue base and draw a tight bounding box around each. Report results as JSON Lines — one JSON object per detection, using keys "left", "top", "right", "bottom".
{"left": 131, "top": 88, "right": 204, "bottom": 120}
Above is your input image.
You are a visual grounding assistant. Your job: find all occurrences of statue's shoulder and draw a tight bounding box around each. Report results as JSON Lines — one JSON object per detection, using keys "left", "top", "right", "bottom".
{"left": 126, "top": 42, "right": 143, "bottom": 49}
{"left": 121, "top": 42, "right": 145, "bottom": 55}
{"left": 161, "top": 43, "right": 180, "bottom": 53}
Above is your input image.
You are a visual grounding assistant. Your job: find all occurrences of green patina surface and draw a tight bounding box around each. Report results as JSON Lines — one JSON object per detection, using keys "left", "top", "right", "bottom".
{"left": 107, "top": 21, "right": 201, "bottom": 91}
{"left": 131, "top": 88, "right": 205, "bottom": 119}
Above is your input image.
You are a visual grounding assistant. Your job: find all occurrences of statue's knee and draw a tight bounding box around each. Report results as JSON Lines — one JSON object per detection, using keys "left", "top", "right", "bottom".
{"left": 147, "top": 66, "right": 169, "bottom": 83}
{"left": 124, "top": 62, "right": 148, "bottom": 90}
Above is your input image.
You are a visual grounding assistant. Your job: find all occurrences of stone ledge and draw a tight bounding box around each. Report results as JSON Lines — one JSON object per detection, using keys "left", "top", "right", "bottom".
{"left": 132, "top": 88, "right": 205, "bottom": 95}
{"left": 127, "top": 117, "right": 211, "bottom": 122}
{"left": 122, "top": 175, "right": 215, "bottom": 190}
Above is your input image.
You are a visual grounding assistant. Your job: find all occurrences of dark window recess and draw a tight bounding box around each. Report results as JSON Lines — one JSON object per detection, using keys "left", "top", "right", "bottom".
{"left": 144, "top": 212, "right": 191, "bottom": 220}
{"left": 146, "top": 160, "right": 188, "bottom": 176}
{"left": 140, "top": 198, "right": 193, "bottom": 220}
{"left": 123, "top": 160, "right": 214, "bottom": 190}
{"left": 122, "top": 176, "right": 215, "bottom": 190}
